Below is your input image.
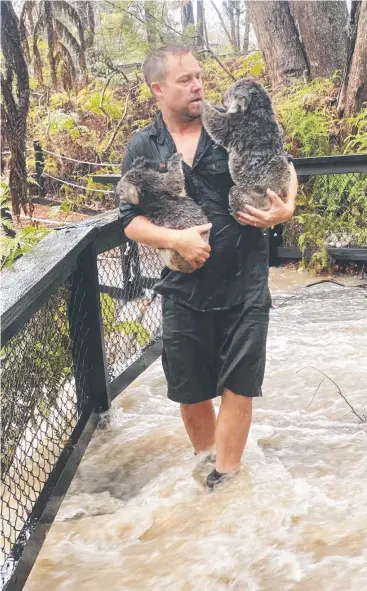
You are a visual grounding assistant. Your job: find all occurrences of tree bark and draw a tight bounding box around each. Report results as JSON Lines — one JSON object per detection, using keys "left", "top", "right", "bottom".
{"left": 246, "top": 0, "right": 308, "bottom": 90}
{"left": 211, "top": 0, "right": 237, "bottom": 52}
{"left": 0, "top": 1, "right": 31, "bottom": 218}
{"left": 197, "top": 0, "right": 205, "bottom": 49}
{"left": 182, "top": 0, "right": 195, "bottom": 28}
{"left": 339, "top": 0, "right": 367, "bottom": 115}
{"left": 289, "top": 0, "right": 348, "bottom": 78}
{"left": 44, "top": 1, "right": 58, "bottom": 89}
{"left": 242, "top": 8, "right": 250, "bottom": 54}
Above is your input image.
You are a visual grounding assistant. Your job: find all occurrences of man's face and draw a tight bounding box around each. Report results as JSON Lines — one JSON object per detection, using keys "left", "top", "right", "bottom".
{"left": 152, "top": 52, "right": 204, "bottom": 120}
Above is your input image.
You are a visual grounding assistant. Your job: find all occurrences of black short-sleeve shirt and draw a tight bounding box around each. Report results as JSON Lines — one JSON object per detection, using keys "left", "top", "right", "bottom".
{"left": 119, "top": 112, "right": 277, "bottom": 312}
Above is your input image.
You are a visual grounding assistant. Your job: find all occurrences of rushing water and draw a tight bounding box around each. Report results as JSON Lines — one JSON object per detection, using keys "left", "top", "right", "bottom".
{"left": 25, "top": 269, "right": 367, "bottom": 591}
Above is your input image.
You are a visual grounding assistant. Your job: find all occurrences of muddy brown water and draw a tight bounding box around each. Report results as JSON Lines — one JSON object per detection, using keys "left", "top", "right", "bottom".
{"left": 24, "top": 268, "right": 367, "bottom": 591}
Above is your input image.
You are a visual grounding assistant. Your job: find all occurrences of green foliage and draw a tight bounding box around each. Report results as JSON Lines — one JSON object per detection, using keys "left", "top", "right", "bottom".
{"left": 284, "top": 173, "right": 367, "bottom": 271}
{"left": 343, "top": 107, "right": 367, "bottom": 154}
{"left": 1, "top": 225, "right": 50, "bottom": 269}
{"left": 100, "top": 292, "right": 151, "bottom": 347}
{"left": 232, "top": 51, "right": 266, "bottom": 79}
{"left": 274, "top": 78, "right": 337, "bottom": 156}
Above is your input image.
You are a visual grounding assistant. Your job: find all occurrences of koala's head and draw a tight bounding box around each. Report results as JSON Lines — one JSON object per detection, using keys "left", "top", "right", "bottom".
{"left": 223, "top": 77, "right": 272, "bottom": 115}
{"left": 117, "top": 158, "right": 153, "bottom": 205}
{"left": 116, "top": 153, "right": 186, "bottom": 205}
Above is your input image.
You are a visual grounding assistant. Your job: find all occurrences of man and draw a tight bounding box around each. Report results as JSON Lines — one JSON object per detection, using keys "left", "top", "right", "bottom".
{"left": 119, "top": 44, "right": 298, "bottom": 489}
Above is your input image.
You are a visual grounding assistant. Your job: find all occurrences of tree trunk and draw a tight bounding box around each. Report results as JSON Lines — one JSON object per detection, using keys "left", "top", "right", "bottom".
{"left": 339, "top": 0, "right": 367, "bottom": 116}
{"left": 181, "top": 0, "right": 195, "bottom": 45}
{"left": 144, "top": 1, "right": 159, "bottom": 44}
{"left": 225, "top": 1, "right": 239, "bottom": 52}
{"left": 246, "top": 0, "right": 308, "bottom": 90}
{"left": 44, "top": 1, "right": 58, "bottom": 89}
{"left": 289, "top": 0, "right": 348, "bottom": 79}
{"left": 197, "top": 0, "right": 205, "bottom": 48}
{"left": 0, "top": 1, "right": 31, "bottom": 218}
{"left": 182, "top": 0, "right": 195, "bottom": 28}
{"left": 211, "top": 0, "right": 237, "bottom": 52}
{"left": 242, "top": 8, "right": 250, "bottom": 54}
{"left": 234, "top": 1, "right": 241, "bottom": 51}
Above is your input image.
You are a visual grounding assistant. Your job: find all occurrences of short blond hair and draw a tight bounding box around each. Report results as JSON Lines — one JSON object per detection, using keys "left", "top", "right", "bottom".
{"left": 143, "top": 43, "right": 191, "bottom": 90}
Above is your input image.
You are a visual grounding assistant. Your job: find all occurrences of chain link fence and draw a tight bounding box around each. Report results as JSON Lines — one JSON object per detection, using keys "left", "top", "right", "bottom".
{"left": 1, "top": 231, "right": 164, "bottom": 586}
{"left": 97, "top": 241, "right": 163, "bottom": 382}
{"left": 1, "top": 279, "right": 89, "bottom": 571}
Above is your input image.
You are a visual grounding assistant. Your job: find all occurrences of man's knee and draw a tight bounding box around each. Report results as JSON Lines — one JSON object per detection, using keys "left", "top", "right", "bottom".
{"left": 222, "top": 388, "right": 253, "bottom": 410}
{"left": 180, "top": 399, "right": 215, "bottom": 414}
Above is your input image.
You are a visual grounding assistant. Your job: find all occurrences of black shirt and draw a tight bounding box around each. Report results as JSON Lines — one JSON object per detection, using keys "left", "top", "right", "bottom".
{"left": 119, "top": 112, "right": 271, "bottom": 312}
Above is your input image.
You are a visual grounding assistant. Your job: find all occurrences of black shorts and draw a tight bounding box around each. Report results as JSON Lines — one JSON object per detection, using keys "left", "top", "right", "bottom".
{"left": 161, "top": 291, "right": 270, "bottom": 404}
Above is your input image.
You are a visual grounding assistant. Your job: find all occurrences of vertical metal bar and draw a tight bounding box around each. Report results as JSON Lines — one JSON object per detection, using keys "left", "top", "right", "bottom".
{"left": 69, "top": 242, "right": 111, "bottom": 414}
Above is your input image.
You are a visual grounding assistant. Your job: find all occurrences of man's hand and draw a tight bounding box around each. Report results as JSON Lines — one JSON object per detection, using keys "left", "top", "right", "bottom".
{"left": 236, "top": 163, "right": 298, "bottom": 228}
{"left": 172, "top": 223, "right": 212, "bottom": 271}
{"left": 236, "top": 189, "right": 295, "bottom": 228}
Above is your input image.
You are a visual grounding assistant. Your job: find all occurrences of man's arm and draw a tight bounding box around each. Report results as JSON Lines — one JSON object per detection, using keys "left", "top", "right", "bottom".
{"left": 236, "top": 163, "right": 298, "bottom": 227}
{"left": 119, "top": 142, "right": 212, "bottom": 270}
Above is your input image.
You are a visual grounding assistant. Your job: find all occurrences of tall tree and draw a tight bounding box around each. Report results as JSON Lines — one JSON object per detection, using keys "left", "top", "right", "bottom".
{"left": 0, "top": 1, "right": 31, "bottom": 217}
{"left": 224, "top": 0, "right": 241, "bottom": 52}
{"left": 211, "top": 0, "right": 237, "bottom": 52}
{"left": 182, "top": 0, "right": 195, "bottom": 29}
{"left": 289, "top": 0, "right": 348, "bottom": 78}
{"left": 143, "top": 1, "right": 160, "bottom": 44}
{"left": 246, "top": 1, "right": 308, "bottom": 89}
{"left": 197, "top": 0, "right": 205, "bottom": 48}
{"left": 338, "top": 0, "right": 367, "bottom": 115}
{"left": 242, "top": 8, "right": 250, "bottom": 54}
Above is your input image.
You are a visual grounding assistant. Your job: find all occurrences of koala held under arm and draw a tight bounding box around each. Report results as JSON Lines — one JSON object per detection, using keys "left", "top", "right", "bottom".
{"left": 116, "top": 153, "right": 210, "bottom": 273}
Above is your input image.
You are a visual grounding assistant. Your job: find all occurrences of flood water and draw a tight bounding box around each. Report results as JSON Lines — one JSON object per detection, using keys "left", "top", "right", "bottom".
{"left": 25, "top": 268, "right": 367, "bottom": 591}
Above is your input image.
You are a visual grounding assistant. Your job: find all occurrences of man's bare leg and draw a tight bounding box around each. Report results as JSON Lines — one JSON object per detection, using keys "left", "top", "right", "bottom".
{"left": 180, "top": 400, "right": 216, "bottom": 454}
{"left": 215, "top": 388, "right": 252, "bottom": 473}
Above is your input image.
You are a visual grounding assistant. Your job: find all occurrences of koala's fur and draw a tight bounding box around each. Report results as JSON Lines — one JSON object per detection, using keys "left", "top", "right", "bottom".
{"left": 116, "top": 153, "right": 209, "bottom": 273}
{"left": 201, "top": 77, "right": 291, "bottom": 224}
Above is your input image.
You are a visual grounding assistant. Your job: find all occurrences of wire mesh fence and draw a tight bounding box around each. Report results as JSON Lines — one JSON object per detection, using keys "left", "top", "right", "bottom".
{"left": 97, "top": 240, "right": 163, "bottom": 381}
{"left": 0, "top": 275, "right": 90, "bottom": 576}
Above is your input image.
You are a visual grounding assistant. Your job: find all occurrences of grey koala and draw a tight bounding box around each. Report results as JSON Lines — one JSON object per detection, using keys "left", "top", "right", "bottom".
{"left": 116, "top": 153, "right": 210, "bottom": 273}
{"left": 201, "top": 77, "right": 291, "bottom": 224}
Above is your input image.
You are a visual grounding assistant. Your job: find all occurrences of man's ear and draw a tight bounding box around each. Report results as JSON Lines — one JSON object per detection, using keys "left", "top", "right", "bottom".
{"left": 151, "top": 80, "right": 163, "bottom": 98}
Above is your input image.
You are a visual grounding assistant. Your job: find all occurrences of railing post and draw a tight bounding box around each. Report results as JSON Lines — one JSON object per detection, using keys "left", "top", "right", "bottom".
{"left": 33, "top": 139, "right": 45, "bottom": 198}
{"left": 268, "top": 223, "right": 283, "bottom": 267}
{"left": 69, "top": 241, "right": 111, "bottom": 414}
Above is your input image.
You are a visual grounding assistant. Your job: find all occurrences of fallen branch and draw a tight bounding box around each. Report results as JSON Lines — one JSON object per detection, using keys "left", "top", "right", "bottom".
{"left": 297, "top": 366, "right": 366, "bottom": 422}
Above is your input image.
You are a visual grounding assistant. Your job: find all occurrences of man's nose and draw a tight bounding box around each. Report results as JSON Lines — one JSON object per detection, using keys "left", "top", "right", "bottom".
{"left": 192, "top": 78, "right": 203, "bottom": 92}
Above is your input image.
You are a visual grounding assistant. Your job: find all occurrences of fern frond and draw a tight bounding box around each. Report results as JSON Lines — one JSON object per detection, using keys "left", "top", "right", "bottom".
{"left": 54, "top": 18, "right": 81, "bottom": 58}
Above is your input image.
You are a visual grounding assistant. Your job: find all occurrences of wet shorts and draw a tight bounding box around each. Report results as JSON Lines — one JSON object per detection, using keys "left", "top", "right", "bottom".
{"left": 161, "top": 292, "right": 270, "bottom": 404}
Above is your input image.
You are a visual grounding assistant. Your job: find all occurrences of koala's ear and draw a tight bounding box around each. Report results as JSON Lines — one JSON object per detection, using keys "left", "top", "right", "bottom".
{"left": 227, "top": 86, "right": 251, "bottom": 114}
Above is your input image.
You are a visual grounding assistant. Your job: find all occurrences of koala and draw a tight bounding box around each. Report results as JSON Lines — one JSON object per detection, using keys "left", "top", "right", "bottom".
{"left": 116, "top": 153, "right": 210, "bottom": 273}
{"left": 201, "top": 77, "right": 291, "bottom": 224}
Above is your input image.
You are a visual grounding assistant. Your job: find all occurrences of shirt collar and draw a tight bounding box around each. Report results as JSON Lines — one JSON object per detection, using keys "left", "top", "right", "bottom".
{"left": 149, "top": 112, "right": 167, "bottom": 145}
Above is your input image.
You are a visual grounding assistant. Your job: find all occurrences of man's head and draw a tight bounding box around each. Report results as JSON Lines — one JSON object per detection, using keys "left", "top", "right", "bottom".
{"left": 143, "top": 44, "right": 204, "bottom": 121}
